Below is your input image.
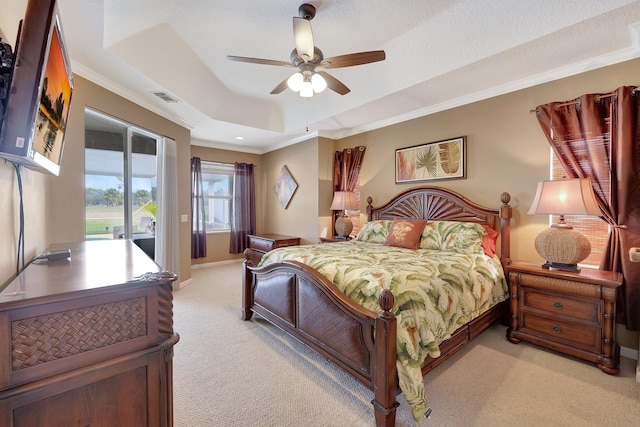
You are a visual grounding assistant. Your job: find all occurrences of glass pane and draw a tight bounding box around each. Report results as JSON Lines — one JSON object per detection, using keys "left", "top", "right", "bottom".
{"left": 201, "top": 170, "right": 233, "bottom": 231}
{"left": 131, "top": 132, "right": 157, "bottom": 235}
{"left": 205, "top": 197, "right": 231, "bottom": 230}
{"left": 85, "top": 148, "right": 125, "bottom": 240}
{"left": 84, "top": 110, "right": 158, "bottom": 241}
{"left": 551, "top": 150, "right": 609, "bottom": 267}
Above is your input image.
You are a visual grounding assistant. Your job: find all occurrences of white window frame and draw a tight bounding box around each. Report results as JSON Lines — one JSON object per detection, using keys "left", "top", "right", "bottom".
{"left": 201, "top": 161, "right": 234, "bottom": 233}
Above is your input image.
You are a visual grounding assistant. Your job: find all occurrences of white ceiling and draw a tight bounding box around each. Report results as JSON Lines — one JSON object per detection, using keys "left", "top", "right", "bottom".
{"left": 51, "top": 0, "right": 640, "bottom": 154}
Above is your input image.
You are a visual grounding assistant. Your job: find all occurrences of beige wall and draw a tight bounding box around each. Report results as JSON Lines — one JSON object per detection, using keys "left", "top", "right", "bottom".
{"left": 0, "top": 0, "right": 637, "bottom": 348}
{"left": 261, "top": 137, "right": 328, "bottom": 245}
{"left": 0, "top": 156, "right": 48, "bottom": 285}
{"left": 331, "top": 58, "right": 640, "bottom": 350}
{"left": 336, "top": 58, "right": 640, "bottom": 266}
{"left": 0, "top": 0, "right": 46, "bottom": 284}
{"left": 190, "top": 136, "right": 334, "bottom": 264}
{"left": 189, "top": 145, "right": 262, "bottom": 266}
{"left": 47, "top": 76, "right": 193, "bottom": 283}
{"left": 0, "top": 74, "right": 194, "bottom": 285}
{"left": 317, "top": 137, "right": 335, "bottom": 238}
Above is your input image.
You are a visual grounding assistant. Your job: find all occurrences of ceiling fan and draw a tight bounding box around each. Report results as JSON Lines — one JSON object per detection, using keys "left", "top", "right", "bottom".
{"left": 227, "top": 3, "right": 386, "bottom": 97}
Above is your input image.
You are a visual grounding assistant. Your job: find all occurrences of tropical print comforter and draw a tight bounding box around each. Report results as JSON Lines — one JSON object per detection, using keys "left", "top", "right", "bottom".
{"left": 258, "top": 240, "right": 507, "bottom": 421}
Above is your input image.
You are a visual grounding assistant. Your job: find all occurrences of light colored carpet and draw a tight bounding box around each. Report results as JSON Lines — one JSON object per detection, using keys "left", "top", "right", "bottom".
{"left": 173, "top": 263, "right": 640, "bottom": 427}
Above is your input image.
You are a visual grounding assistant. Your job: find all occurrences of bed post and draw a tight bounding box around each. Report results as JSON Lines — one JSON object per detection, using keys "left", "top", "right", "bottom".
{"left": 366, "top": 196, "right": 374, "bottom": 221}
{"left": 372, "top": 289, "right": 399, "bottom": 427}
{"left": 241, "top": 249, "right": 256, "bottom": 320}
{"left": 499, "top": 192, "right": 512, "bottom": 267}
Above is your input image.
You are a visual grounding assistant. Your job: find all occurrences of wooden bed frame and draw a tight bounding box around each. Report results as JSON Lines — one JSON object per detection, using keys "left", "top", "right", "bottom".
{"left": 242, "top": 186, "right": 512, "bottom": 426}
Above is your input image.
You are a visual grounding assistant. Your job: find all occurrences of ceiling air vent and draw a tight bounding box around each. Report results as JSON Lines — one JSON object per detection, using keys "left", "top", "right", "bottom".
{"left": 153, "top": 91, "right": 179, "bottom": 103}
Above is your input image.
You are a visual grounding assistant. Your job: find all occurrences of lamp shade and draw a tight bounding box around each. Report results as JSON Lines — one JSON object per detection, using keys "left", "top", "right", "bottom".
{"left": 287, "top": 72, "right": 304, "bottom": 92}
{"left": 528, "top": 178, "right": 601, "bottom": 272}
{"left": 299, "top": 81, "right": 313, "bottom": 97}
{"left": 311, "top": 73, "right": 327, "bottom": 93}
{"left": 330, "top": 191, "right": 358, "bottom": 211}
{"left": 527, "top": 178, "right": 600, "bottom": 216}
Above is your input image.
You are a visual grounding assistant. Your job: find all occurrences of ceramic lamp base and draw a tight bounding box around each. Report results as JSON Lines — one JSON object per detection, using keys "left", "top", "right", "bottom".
{"left": 335, "top": 215, "right": 353, "bottom": 238}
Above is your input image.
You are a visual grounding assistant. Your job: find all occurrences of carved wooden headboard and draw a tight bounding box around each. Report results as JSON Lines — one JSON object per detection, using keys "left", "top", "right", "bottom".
{"left": 366, "top": 186, "right": 512, "bottom": 266}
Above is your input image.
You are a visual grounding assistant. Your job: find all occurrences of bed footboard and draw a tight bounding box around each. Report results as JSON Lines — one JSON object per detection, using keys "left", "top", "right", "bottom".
{"left": 242, "top": 249, "right": 399, "bottom": 426}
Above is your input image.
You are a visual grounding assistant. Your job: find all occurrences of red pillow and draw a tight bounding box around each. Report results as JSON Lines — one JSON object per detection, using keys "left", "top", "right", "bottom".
{"left": 384, "top": 219, "right": 428, "bottom": 249}
{"left": 480, "top": 224, "right": 499, "bottom": 257}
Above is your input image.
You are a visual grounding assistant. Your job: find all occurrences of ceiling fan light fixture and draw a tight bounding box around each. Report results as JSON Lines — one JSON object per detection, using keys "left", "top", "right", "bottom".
{"left": 287, "top": 72, "right": 304, "bottom": 92}
{"left": 311, "top": 73, "right": 327, "bottom": 93}
{"left": 299, "top": 81, "right": 314, "bottom": 97}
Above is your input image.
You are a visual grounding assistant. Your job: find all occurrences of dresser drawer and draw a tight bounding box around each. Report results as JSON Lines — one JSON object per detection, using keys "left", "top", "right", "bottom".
{"left": 521, "top": 289, "right": 600, "bottom": 324}
{"left": 521, "top": 312, "right": 601, "bottom": 352}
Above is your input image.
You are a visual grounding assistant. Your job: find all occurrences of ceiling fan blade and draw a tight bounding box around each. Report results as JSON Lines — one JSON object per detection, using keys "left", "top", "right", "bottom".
{"left": 321, "top": 50, "right": 386, "bottom": 68}
{"left": 227, "top": 55, "right": 292, "bottom": 67}
{"left": 317, "top": 71, "right": 350, "bottom": 95}
{"left": 270, "top": 78, "right": 289, "bottom": 95}
{"left": 293, "top": 17, "right": 314, "bottom": 62}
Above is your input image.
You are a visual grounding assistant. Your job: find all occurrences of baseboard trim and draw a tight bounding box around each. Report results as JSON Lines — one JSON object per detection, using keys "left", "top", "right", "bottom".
{"left": 175, "top": 278, "right": 191, "bottom": 291}
{"left": 191, "top": 259, "right": 243, "bottom": 270}
{"left": 620, "top": 345, "right": 639, "bottom": 361}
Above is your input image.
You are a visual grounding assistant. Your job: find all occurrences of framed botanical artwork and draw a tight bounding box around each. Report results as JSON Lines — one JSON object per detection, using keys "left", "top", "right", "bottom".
{"left": 274, "top": 165, "right": 298, "bottom": 209}
{"left": 395, "top": 136, "right": 466, "bottom": 183}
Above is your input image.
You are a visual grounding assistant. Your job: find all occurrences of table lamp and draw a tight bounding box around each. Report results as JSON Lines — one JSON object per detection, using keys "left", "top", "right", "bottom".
{"left": 330, "top": 191, "right": 358, "bottom": 238}
{"left": 528, "top": 178, "right": 601, "bottom": 272}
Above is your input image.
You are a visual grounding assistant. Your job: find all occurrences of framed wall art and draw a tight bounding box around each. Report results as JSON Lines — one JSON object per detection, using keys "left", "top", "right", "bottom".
{"left": 395, "top": 136, "right": 466, "bottom": 184}
{"left": 274, "top": 165, "right": 298, "bottom": 209}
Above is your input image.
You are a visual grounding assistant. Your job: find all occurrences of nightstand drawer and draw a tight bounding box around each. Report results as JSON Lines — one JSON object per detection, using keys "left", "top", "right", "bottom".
{"left": 275, "top": 238, "right": 300, "bottom": 248}
{"left": 522, "top": 289, "right": 600, "bottom": 324}
{"left": 506, "top": 261, "right": 622, "bottom": 374}
{"left": 521, "top": 312, "right": 601, "bottom": 351}
{"left": 248, "top": 237, "right": 276, "bottom": 253}
{"left": 248, "top": 235, "right": 300, "bottom": 252}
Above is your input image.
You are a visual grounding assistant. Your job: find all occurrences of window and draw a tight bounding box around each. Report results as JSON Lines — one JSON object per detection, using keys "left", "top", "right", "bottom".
{"left": 346, "top": 176, "right": 362, "bottom": 236}
{"left": 551, "top": 151, "right": 609, "bottom": 268}
{"left": 84, "top": 109, "right": 158, "bottom": 240}
{"left": 200, "top": 162, "right": 234, "bottom": 231}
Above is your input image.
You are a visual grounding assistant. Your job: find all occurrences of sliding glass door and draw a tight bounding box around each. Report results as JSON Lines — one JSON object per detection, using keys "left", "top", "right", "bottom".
{"left": 84, "top": 109, "right": 159, "bottom": 243}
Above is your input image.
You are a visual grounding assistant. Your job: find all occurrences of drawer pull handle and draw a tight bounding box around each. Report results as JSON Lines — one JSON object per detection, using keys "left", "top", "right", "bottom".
{"left": 553, "top": 302, "right": 563, "bottom": 310}
{"left": 552, "top": 325, "right": 563, "bottom": 334}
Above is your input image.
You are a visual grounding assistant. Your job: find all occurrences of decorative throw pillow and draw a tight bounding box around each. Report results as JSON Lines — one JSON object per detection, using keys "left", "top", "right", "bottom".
{"left": 418, "top": 222, "right": 442, "bottom": 251}
{"left": 355, "top": 220, "right": 393, "bottom": 243}
{"left": 384, "top": 218, "right": 427, "bottom": 249}
{"left": 480, "top": 224, "right": 499, "bottom": 257}
{"left": 419, "top": 220, "right": 486, "bottom": 254}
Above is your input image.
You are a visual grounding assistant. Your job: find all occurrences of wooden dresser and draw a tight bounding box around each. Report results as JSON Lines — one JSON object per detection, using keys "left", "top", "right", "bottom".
{"left": 246, "top": 233, "right": 300, "bottom": 264}
{"left": 506, "top": 261, "right": 622, "bottom": 374}
{"left": 0, "top": 240, "right": 178, "bottom": 426}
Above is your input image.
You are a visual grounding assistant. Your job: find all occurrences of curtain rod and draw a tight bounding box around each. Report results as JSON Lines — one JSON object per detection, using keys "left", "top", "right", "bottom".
{"left": 529, "top": 86, "right": 638, "bottom": 113}
{"left": 200, "top": 159, "right": 257, "bottom": 167}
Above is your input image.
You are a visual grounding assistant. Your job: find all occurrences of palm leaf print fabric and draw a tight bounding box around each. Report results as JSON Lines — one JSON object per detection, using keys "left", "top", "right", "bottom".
{"left": 259, "top": 240, "right": 507, "bottom": 421}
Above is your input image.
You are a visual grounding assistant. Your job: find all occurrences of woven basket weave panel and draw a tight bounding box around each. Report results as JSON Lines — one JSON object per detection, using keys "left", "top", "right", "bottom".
{"left": 518, "top": 274, "right": 600, "bottom": 299}
{"left": 11, "top": 297, "right": 147, "bottom": 371}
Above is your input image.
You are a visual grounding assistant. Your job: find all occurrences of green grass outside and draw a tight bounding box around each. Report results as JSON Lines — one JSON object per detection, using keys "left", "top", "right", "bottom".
{"left": 85, "top": 205, "right": 152, "bottom": 236}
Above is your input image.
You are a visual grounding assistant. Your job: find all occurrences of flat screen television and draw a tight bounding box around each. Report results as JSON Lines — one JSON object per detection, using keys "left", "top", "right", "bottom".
{"left": 0, "top": 0, "right": 73, "bottom": 176}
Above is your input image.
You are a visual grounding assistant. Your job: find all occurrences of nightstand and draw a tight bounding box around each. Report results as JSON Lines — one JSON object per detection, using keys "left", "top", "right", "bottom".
{"left": 319, "top": 236, "right": 352, "bottom": 243}
{"left": 506, "top": 261, "right": 622, "bottom": 374}
{"left": 246, "top": 233, "right": 300, "bottom": 264}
